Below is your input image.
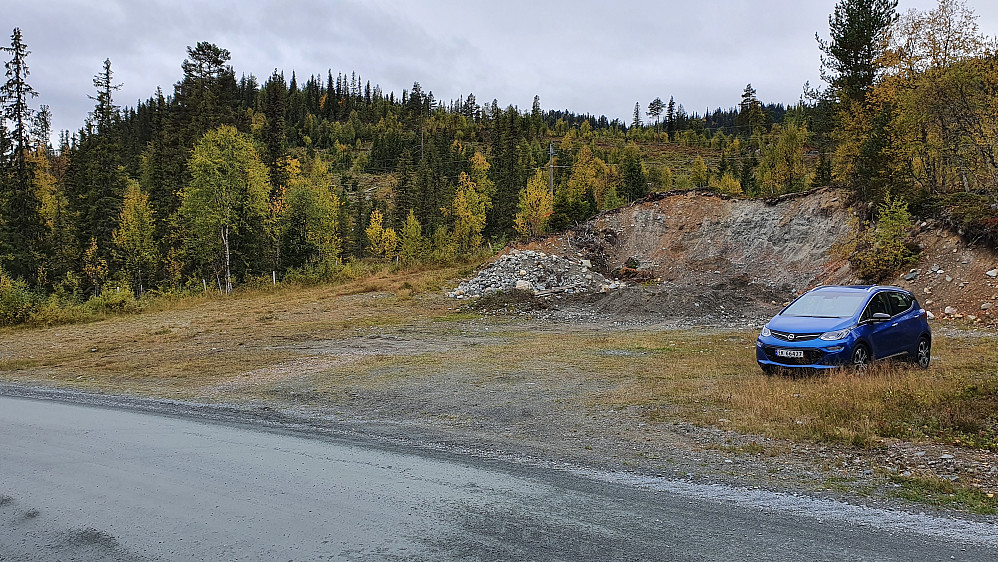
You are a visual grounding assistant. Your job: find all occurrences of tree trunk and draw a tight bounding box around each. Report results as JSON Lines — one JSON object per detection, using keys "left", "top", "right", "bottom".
{"left": 221, "top": 225, "right": 232, "bottom": 295}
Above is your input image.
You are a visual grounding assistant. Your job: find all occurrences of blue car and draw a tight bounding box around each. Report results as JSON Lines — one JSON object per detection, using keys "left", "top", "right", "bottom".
{"left": 756, "top": 285, "right": 931, "bottom": 373}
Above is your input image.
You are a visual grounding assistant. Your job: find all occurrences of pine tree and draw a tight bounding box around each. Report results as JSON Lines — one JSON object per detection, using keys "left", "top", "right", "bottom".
{"left": 818, "top": 0, "right": 899, "bottom": 103}
{"left": 262, "top": 70, "right": 288, "bottom": 189}
{"left": 620, "top": 143, "right": 647, "bottom": 201}
{"left": 89, "top": 59, "right": 120, "bottom": 134}
{"left": 0, "top": 27, "right": 45, "bottom": 281}
{"left": 666, "top": 96, "right": 676, "bottom": 141}
{"left": 736, "top": 84, "right": 767, "bottom": 135}
{"left": 65, "top": 59, "right": 127, "bottom": 266}
{"left": 631, "top": 102, "right": 642, "bottom": 129}
{"left": 647, "top": 97, "right": 664, "bottom": 134}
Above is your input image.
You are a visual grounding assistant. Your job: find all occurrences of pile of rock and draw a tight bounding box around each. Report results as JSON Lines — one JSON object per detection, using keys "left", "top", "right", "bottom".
{"left": 448, "top": 249, "right": 621, "bottom": 300}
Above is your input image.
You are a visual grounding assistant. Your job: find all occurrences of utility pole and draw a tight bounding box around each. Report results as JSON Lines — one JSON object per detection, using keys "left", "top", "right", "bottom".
{"left": 548, "top": 142, "right": 555, "bottom": 196}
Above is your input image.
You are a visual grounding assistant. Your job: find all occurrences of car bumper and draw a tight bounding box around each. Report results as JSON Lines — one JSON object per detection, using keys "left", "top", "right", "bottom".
{"left": 755, "top": 338, "right": 852, "bottom": 369}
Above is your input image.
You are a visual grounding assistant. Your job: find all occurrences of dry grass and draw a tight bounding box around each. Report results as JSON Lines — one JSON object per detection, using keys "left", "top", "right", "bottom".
{"left": 596, "top": 331, "right": 998, "bottom": 450}
{"left": 0, "top": 264, "right": 466, "bottom": 397}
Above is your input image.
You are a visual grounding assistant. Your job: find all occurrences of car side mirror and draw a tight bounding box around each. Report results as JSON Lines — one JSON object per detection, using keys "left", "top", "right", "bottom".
{"left": 872, "top": 312, "right": 891, "bottom": 322}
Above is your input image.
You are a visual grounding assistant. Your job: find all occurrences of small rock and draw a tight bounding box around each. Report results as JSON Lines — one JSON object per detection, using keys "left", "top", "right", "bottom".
{"left": 515, "top": 280, "right": 533, "bottom": 291}
{"left": 905, "top": 270, "right": 920, "bottom": 281}
{"left": 923, "top": 287, "right": 932, "bottom": 295}
{"left": 926, "top": 311, "right": 935, "bottom": 319}
{"left": 944, "top": 306, "right": 958, "bottom": 315}
{"left": 945, "top": 275, "right": 952, "bottom": 282}
{"left": 988, "top": 269, "right": 998, "bottom": 278}
{"left": 925, "top": 299, "right": 933, "bottom": 305}
{"left": 983, "top": 303, "right": 993, "bottom": 311}
{"left": 968, "top": 315, "right": 977, "bottom": 321}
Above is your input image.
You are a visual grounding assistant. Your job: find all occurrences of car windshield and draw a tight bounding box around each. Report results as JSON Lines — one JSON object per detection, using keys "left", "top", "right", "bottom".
{"left": 781, "top": 291, "right": 867, "bottom": 318}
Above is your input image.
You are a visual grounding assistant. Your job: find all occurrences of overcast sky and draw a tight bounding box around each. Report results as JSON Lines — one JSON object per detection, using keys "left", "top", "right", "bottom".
{"left": 7, "top": 0, "right": 998, "bottom": 139}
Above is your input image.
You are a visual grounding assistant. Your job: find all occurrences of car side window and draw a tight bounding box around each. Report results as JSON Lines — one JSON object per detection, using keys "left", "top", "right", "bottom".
{"left": 887, "top": 292, "right": 913, "bottom": 316}
{"left": 862, "top": 293, "right": 890, "bottom": 321}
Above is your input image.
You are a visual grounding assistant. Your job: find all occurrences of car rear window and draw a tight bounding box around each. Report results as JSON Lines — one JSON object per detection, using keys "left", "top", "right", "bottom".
{"left": 782, "top": 292, "right": 868, "bottom": 318}
{"left": 885, "top": 291, "right": 913, "bottom": 315}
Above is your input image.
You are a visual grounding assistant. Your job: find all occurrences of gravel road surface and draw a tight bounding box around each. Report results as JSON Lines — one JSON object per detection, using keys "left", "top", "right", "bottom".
{"left": 1, "top": 394, "right": 995, "bottom": 561}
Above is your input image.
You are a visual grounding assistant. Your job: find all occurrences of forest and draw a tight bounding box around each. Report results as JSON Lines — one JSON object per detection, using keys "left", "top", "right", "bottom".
{"left": 0, "top": 0, "right": 996, "bottom": 325}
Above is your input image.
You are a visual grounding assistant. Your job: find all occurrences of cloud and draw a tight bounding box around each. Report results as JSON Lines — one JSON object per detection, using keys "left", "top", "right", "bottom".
{"left": 6, "top": 0, "right": 998, "bottom": 140}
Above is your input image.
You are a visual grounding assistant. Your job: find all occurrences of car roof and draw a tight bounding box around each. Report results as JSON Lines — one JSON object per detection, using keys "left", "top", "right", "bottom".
{"left": 807, "top": 285, "right": 911, "bottom": 295}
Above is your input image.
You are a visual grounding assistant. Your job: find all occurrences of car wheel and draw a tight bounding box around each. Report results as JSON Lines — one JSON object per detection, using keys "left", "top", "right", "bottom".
{"left": 914, "top": 337, "right": 930, "bottom": 369}
{"left": 851, "top": 344, "right": 870, "bottom": 370}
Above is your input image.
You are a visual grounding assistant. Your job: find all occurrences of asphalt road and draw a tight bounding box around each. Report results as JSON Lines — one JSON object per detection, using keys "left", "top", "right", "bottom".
{"left": 1, "top": 394, "right": 996, "bottom": 561}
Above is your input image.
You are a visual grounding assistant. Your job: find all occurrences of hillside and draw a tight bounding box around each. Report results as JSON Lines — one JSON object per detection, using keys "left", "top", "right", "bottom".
{"left": 490, "top": 188, "right": 998, "bottom": 329}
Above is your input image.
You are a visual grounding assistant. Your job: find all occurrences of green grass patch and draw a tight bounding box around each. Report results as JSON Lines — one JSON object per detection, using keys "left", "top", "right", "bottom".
{"left": 889, "top": 474, "right": 998, "bottom": 515}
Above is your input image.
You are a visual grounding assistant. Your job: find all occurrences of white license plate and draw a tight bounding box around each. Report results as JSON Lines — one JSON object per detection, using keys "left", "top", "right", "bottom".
{"left": 776, "top": 349, "right": 804, "bottom": 359}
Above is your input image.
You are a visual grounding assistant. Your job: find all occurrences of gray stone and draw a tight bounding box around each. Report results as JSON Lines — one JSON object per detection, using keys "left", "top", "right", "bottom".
{"left": 988, "top": 268, "right": 998, "bottom": 278}
{"left": 904, "top": 270, "right": 919, "bottom": 281}
{"left": 944, "top": 306, "right": 958, "bottom": 315}
{"left": 982, "top": 303, "right": 993, "bottom": 311}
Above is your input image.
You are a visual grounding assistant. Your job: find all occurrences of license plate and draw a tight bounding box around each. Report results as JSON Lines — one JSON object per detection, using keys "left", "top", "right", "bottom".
{"left": 776, "top": 349, "right": 804, "bottom": 359}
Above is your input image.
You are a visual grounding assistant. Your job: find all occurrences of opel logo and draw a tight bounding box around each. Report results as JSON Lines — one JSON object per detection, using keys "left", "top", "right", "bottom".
{"left": 787, "top": 334, "right": 796, "bottom": 340}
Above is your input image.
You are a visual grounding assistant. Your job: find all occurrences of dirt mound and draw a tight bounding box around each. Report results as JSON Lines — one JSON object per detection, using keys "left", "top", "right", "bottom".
{"left": 448, "top": 249, "right": 621, "bottom": 300}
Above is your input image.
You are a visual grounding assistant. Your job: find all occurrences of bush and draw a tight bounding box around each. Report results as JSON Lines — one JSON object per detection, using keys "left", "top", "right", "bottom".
{"left": 934, "top": 192, "right": 998, "bottom": 247}
{"left": 283, "top": 260, "right": 372, "bottom": 287}
{"left": 844, "top": 194, "right": 920, "bottom": 282}
{"left": 0, "top": 269, "right": 39, "bottom": 326}
{"left": 84, "top": 285, "right": 140, "bottom": 316}
{"left": 28, "top": 295, "right": 90, "bottom": 327}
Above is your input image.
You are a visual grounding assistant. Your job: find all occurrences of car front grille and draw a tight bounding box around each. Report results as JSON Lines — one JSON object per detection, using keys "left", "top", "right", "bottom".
{"left": 771, "top": 331, "right": 822, "bottom": 342}
{"left": 763, "top": 347, "right": 826, "bottom": 365}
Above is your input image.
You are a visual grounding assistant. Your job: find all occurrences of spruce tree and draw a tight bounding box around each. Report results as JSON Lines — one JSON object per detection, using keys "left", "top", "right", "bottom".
{"left": 0, "top": 28, "right": 45, "bottom": 281}
{"left": 818, "top": 0, "right": 899, "bottom": 103}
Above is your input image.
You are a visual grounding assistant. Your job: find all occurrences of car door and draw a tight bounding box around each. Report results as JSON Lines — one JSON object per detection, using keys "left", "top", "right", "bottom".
{"left": 862, "top": 292, "right": 901, "bottom": 358}
{"left": 885, "top": 291, "right": 921, "bottom": 354}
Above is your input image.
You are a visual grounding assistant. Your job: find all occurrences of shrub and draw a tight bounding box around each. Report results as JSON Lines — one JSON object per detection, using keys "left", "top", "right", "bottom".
{"left": 846, "top": 194, "right": 920, "bottom": 282}
{"left": 934, "top": 192, "right": 998, "bottom": 247}
{"left": 29, "top": 295, "right": 90, "bottom": 327}
{"left": 84, "top": 285, "right": 140, "bottom": 316}
{"left": 0, "top": 269, "right": 38, "bottom": 326}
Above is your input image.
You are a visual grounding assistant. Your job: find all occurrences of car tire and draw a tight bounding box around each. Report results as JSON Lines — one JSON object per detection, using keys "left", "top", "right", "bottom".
{"left": 914, "top": 337, "right": 931, "bottom": 369}
{"left": 851, "top": 344, "right": 870, "bottom": 370}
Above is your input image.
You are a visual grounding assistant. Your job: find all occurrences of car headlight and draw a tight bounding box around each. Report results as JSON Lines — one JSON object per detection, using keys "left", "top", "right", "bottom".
{"left": 760, "top": 326, "right": 771, "bottom": 337}
{"left": 819, "top": 327, "right": 853, "bottom": 341}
